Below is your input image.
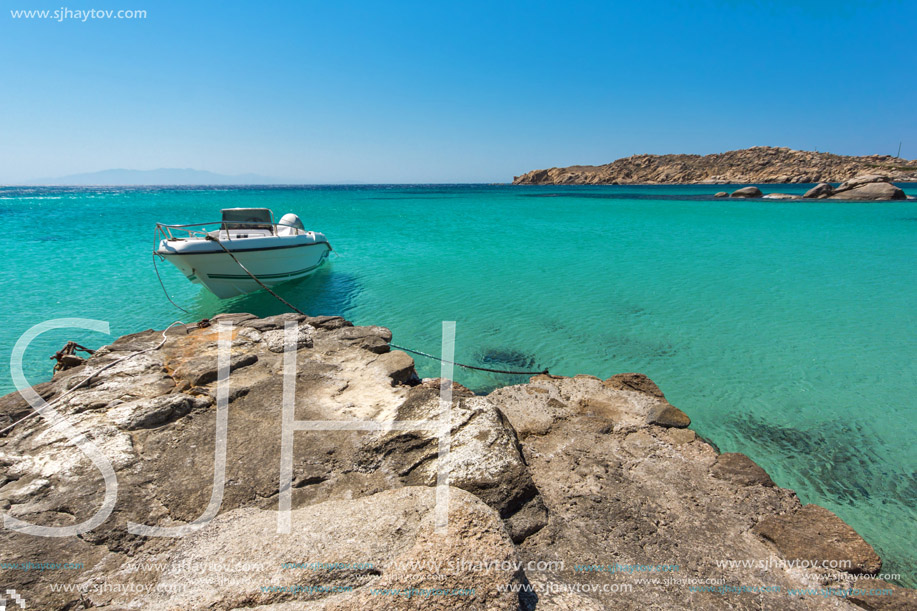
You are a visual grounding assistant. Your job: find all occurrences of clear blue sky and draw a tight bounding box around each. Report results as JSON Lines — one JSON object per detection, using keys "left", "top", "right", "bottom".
{"left": 1, "top": 0, "right": 914, "bottom": 183}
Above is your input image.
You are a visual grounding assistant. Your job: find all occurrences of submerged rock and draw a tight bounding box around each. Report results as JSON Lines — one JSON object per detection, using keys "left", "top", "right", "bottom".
{"left": 479, "top": 348, "right": 538, "bottom": 370}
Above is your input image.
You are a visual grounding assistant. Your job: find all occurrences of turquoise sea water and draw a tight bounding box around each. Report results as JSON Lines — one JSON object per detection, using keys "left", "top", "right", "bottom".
{"left": 1, "top": 185, "right": 915, "bottom": 584}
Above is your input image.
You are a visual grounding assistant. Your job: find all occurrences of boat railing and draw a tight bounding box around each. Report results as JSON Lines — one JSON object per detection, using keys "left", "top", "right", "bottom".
{"left": 155, "top": 221, "right": 222, "bottom": 242}
{"left": 155, "top": 220, "right": 305, "bottom": 242}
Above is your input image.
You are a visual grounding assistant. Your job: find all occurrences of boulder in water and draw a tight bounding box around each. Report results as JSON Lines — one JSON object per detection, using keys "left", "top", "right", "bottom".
{"left": 803, "top": 182, "right": 835, "bottom": 198}
{"left": 731, "top": 186, "right": 763, "bottom": 198}
{"left": 828, "top": 181, "right": 906, "bottom": 200}
{"left": 835, "top": 174, "right": 890, "bottom": 191}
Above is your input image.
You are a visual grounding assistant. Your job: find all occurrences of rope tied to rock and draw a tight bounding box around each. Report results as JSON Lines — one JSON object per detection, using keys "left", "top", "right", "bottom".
{"left": 3, "top": 321, "right": 186, "bottom": 437}
{"left": 50, "top": 341, "right": 95, "bottom": 372}
{"left": 204, "top": 235, "right": 310, "bottom": 317}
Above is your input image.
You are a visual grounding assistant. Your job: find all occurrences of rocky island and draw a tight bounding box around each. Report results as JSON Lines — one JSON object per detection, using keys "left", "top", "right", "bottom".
{"left": 1, "top": 313, "right": 913, "bottom": 610}
{"left": 513, "top": 146, "right": 917, "bottom": 187}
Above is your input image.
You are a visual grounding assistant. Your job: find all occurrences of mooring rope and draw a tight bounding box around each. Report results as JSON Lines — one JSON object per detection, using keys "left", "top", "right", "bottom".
{"left": 204, "top": 235, "right": 311, "bottom": 316}
{"left": 153, "top": 253, "right": 191, "bottom": 314}
{"left": 154, "top": 235, "right": 549, "bottom": 377}
{"left": 390, "top": 344, "right": 549, "bottom": 376}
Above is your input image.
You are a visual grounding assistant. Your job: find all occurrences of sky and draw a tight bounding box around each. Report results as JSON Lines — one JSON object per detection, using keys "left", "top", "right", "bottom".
{"left": 1, "top": 0, "right": 915, "bottom": 183}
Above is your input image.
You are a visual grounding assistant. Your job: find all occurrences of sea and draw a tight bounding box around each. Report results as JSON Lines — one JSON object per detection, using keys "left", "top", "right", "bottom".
{"left": 0, "top": 184, "right": 914, "bottom": 585}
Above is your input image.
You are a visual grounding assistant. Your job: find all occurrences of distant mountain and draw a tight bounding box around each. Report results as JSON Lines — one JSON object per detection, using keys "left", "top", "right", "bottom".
{"left": 513, "top": 147, "right": 917, "bottom": 185}
{"left": 26, "top": 168, "right": 289, "bottom": 186}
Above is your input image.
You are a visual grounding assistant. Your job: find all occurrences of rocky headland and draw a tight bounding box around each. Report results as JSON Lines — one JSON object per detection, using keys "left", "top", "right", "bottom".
{"left": 1, "top": 313, "right": 913, "bottom": 610}
{"left": 512, "top": 147, "right": 917, "bottom": 187}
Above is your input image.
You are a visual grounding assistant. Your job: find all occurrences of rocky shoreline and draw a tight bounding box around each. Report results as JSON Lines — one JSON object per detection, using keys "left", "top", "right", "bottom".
{"left": 512, "top": 146, "right": 917, "bottom": 187}
{"left": 1, "top": 313, "right": 913, "bottom": 610}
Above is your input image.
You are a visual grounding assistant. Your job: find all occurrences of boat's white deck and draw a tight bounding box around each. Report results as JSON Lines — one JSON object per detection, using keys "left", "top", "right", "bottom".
{"left": 205, "top": 228, "right": 276, "bottom": 240}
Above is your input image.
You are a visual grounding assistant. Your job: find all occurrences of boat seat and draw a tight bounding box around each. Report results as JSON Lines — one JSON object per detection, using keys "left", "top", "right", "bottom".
{"left": 208, "top": 229, "right": 274, "bottom": 240}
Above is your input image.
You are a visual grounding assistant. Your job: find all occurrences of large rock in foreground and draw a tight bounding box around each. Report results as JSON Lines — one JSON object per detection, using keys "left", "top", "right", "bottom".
{"left": 1, "top": 314, "right": 913, "bottom": 609}
{"left": 128, "top": 487, "right": 521, "bottom": 610}
{"left": 485, "top": 374, "right": 912, "bottom": 609}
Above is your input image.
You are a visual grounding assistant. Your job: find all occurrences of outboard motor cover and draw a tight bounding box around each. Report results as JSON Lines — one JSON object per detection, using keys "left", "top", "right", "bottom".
{"left": 277, "top": 213, "right": 305, "bottom": 236}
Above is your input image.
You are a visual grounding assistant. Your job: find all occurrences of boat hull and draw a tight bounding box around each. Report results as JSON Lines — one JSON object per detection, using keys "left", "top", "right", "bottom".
{"left": 158, "top": 240, "right": 331, "bottom": 299}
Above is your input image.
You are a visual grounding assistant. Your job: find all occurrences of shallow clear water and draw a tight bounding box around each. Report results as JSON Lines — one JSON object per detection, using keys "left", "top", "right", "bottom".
{"left": 1, "top": 184, "right": 915, "bottom": 584}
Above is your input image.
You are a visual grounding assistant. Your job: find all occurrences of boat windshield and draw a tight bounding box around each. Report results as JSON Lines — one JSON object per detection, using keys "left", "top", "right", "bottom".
{"left": 221, "top": 208, "right": 274, "bottom": 231}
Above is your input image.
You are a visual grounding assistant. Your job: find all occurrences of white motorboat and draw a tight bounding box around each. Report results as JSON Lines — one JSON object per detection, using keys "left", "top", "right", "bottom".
{"left": 154, "top": 208, "right": 332, "bottom": 299}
